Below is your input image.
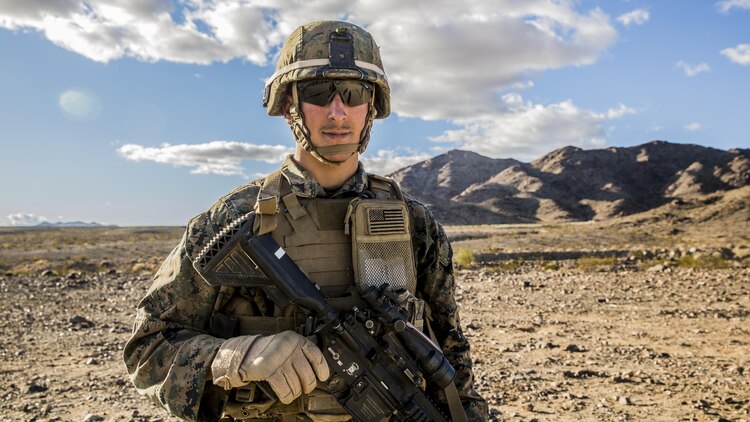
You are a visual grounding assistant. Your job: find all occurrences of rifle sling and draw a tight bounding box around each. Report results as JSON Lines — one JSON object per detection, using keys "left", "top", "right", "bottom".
{"left": 424, "top": 303, "right": 469, "bottom": 422}
{"left": 211, "top": 312, "right": 296, "bottom": 338}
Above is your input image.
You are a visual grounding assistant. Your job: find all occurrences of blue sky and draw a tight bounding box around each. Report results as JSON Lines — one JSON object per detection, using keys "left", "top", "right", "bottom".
{"left": 1, "top": 1, "right": 748, "bottom": 226}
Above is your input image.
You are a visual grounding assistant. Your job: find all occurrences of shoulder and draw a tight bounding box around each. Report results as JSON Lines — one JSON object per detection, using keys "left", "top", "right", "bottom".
{"left": 366, "top": 174, "right": 401, "bottom": 199}
{"left": 183, "top": 177, "right": 265, "bottom": 258}
{"left": 402, "top": 191, "right": 440, "bottom": 234}
{"left": 403, "top": 191, "right": 430, "bottom": 219}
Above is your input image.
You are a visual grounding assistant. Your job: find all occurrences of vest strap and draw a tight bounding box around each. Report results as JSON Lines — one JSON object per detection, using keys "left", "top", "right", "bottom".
{"left": 281, "top": 193, "right": 317, "bottom": 232}
{"left": 281, "top": 193, "right": 307, "bottom": 220}
{"left": 256, "top": 195, "right": 277, "bottom": 215}
{"left": 254, "top": 170, "right": 284, "bottom": 235}
{"left": 367, "top": 174, "right": 404, "bottom": 200}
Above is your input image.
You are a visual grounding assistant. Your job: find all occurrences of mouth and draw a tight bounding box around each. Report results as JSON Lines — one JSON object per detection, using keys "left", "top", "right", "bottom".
{"left": 322, "top": 131, "right": 351, "bottom": 140}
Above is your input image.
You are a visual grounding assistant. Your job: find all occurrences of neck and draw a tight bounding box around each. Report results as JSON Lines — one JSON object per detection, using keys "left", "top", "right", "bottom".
{"left": 293, "top": 148, "right": 359, "bottom": 189}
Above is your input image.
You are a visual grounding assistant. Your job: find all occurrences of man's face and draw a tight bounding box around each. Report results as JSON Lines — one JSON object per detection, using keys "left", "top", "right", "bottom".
{"left": 287, "top": 79, "right": 370, "bottom": 163}
{"left": 301, "top": 94, "right": 368, "bottom": 154}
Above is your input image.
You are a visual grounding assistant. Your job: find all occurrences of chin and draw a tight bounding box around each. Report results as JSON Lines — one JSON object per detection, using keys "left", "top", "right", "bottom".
{"left": 326, "top": 153, "right": 358, "bottom": 164}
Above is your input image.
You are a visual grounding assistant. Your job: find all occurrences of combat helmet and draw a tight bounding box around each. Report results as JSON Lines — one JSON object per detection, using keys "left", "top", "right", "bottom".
{"left": 263, "top": 21, "right": 390, "bottom": 165}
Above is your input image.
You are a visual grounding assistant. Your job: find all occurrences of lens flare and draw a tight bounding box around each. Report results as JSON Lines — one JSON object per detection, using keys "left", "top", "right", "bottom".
{"left": 59, "top": 89, "right": 102, "bottom": 121}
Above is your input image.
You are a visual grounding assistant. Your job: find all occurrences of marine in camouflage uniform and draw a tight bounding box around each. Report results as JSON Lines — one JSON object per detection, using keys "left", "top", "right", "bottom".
{"left": 124, "top": 20, "right": 488, "bottom": 422}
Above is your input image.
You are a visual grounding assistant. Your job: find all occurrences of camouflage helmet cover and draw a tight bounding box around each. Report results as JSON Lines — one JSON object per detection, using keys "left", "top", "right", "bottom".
{"left": 263, "top": 20, "right": 390, "bottom": 119}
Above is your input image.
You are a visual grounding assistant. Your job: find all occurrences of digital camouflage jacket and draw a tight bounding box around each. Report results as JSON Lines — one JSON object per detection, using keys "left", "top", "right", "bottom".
{"left": 123, "top": 156, "right": 488, "bottom": 421}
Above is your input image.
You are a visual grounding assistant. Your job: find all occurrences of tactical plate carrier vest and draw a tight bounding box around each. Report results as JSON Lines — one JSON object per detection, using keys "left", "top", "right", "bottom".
{"left": 210, "top": 170, "right": 422, "bottom": 421}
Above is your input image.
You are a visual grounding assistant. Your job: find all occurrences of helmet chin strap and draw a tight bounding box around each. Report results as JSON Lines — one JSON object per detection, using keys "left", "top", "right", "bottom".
{"left": 288, "top": 81, "right": 377, "bottom": 166}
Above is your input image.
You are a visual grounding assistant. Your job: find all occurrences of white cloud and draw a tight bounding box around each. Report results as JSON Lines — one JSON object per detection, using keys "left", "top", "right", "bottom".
{"left": 1, "top": 2, "right": 630, "bottom": 165}
{"left": 675, "top": 61, "right": 711, "bottom": 76}
{"left": 117, "top": 141, "right": 293, "bottom": 177}
{"left": 720, "top": 44, "right": 750, "bottom": 65}
{"left": 7, "top": 213, "right": 48, "bottom": 226}
{"left": 430, "top": 94, "right": 635, "bottom": 161}
{"left": 117, "top": 140, "right": 428, "bottom": 176}
{"left": 0, "top": 1, "right": 618, "bottom": 122}
{"left": 361, "top": 149, "right": 433, "bottom": 175}
{"left": 368, "top": 3, "right": 618, "bottom": 120}
{"left": 716, "top": 0, "right": 750, "bottom": 13}
{"left": 0, "top": 1, "right": 257, "bottom": 64}
{"left": 617, "top": 9, "right": 650, "bottom": 26}
{"left": 685, "top": 122, "right": 701, "bottom": 132}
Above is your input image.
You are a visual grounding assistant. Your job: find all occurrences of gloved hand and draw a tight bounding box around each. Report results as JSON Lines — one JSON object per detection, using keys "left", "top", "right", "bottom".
{"left": 211, "top": 331, "right": 330, "bottom": 404}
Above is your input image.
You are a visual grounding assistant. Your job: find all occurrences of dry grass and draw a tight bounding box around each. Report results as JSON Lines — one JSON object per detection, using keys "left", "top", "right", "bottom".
{"left": 453, "top": 247, "right": 476, "bottom": 268}
{"left": 675, "top": 254, "right": 729, "bottom": 269}
{"left": 0, "top": 226, "right": 183, "bottom": 276}
{"left": 575, "top": 256, "right": 618, "bottom": 271}
{"left": 487, "top": 258, "right": 525, "bottom": 273}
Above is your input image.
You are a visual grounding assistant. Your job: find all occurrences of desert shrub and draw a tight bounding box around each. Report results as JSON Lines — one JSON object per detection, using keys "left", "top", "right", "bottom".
{"left": 576, "top": 256, "right": 617, "bottom": 271}
{"left": 454, "top": 247, "right": 476, "bottom": 268}
{"left": 8, "top": 259, "right": 52, "bottom": 276}
{"left": 489, "top": 258, "right": 525, "bottom": 273}
{"left": 676, "top": 254, "right": 728, "bottom": 269}
{"left": 130, "top": 262, "right": 154, "bottom": 274}
{"left": 542, "top": 261, "right": 560, "bottom": 271}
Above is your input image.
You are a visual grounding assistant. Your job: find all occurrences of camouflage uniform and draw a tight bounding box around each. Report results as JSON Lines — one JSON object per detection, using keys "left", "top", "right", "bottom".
{"left": 124, "top": 156, "right": 488, "bottom": 421}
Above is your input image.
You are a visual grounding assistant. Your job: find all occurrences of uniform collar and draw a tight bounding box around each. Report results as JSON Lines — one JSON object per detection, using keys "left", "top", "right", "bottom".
{"left": 279, "top": 155, "right": 369, "bottom": 198}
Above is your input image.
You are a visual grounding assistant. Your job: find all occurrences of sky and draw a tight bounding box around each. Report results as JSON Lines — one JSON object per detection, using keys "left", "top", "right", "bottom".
{"left": 1, "top": 0, "right": 749, "bottom": 226}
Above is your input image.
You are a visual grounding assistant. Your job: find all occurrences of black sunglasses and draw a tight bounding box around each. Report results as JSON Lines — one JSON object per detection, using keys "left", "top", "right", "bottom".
{"left": 297, "top": 79, "right": 373, "bottom": 107}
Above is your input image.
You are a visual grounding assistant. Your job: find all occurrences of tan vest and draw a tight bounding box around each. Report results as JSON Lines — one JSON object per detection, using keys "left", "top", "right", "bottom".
{"left": 213, "top": 170, "right": 416, "bottom": 421}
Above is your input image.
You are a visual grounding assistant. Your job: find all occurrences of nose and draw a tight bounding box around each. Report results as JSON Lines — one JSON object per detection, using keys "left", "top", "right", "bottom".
{"left": 327, "top": 94, "right": 347, "bottom": 123}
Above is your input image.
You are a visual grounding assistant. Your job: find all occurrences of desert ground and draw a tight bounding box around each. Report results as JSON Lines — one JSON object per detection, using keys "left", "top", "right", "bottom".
{"left": 1, "top": 193, "right": 748, "bottom": 421}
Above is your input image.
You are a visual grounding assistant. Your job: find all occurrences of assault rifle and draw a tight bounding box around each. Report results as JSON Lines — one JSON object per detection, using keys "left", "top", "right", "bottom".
{"left": 193, "top": 213, "right": 458, "bottom": 421}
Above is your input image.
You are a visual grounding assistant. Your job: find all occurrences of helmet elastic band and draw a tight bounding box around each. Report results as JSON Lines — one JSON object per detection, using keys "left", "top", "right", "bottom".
{"left": 265, "top": 59, "right": 387, "bottom": 90}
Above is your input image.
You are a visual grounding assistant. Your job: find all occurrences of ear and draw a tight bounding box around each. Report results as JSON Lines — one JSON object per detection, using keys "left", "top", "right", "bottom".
{"left": 283, "top": 96, "right": 293, "bottom": 124}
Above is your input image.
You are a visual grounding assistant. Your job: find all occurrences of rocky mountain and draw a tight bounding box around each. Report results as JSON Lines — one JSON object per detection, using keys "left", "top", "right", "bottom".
{"left": 388, "top": 141, "right": 750, "bottom": 224}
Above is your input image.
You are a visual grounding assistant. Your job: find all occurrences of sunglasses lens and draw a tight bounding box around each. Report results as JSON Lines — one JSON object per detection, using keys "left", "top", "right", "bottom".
{"left": 297, "top": 80, "right": 333, "bottom": 106}
{"left": 298, "top": 80, "right": 372, "bottom": 107}
{"left": 336, "top": 80, "right": 372, "bottom": 107}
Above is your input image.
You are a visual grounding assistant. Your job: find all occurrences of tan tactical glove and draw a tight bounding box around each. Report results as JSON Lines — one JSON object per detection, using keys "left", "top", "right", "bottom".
{"left": 211, "top": 331, "right": 330, "bottom": 404}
